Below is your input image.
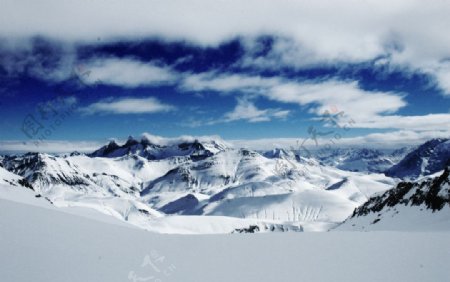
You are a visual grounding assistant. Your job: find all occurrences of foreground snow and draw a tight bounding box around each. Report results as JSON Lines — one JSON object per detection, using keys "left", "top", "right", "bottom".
{"left": 1, "top": 193, "right": 449, "bottom": 282}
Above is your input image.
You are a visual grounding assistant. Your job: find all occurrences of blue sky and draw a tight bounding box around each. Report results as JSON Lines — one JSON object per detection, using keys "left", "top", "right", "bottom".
{"left": 0, "top": 0, "right": 449, "bottom": 152}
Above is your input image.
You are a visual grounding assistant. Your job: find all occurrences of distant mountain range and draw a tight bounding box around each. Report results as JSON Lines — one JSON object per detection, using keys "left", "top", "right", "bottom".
{"left": 312, "top": 147, "right": 414, "bottom": 173}
{"left": 385, "top": 138, "right": 450, "bottom": 180}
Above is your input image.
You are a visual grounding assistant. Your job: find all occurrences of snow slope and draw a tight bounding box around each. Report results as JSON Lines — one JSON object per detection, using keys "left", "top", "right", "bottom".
{"left": 1, "top": 196, "right": 449, "bottom": 282}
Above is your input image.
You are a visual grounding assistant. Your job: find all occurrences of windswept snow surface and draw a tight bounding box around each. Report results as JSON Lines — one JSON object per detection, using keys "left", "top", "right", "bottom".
{"left": 1, "top": 196, "right": 449, "bottom": 282}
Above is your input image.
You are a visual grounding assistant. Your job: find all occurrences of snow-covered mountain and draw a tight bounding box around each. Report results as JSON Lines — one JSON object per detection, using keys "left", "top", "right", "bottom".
{"left": 0, "top": 136, "right": 399, "bottom": 233}
{"left": 385, "top": 138, "right": 450, "bottom": 180}
{"left": 1, "top": 152, "right": 164, "bottom": 226}
{"left": 337, "top": 166, "right": 450, "bottom": 231}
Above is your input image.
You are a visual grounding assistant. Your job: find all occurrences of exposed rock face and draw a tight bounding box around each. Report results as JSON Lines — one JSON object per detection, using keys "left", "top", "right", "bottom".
{"left": 353, "top": 167, "right": 450, "bottom": 218}
{"left": 336, "top": 166, "right": 450, "bottom": 231}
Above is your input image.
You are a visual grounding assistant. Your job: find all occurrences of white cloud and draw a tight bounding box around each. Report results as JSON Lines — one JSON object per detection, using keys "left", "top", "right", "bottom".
{"left": 79, "top": 97, "right": 175, "bottom": 115}
{"left": 224, "top": 98, "right": 289, "bottom": 123}
{"left": 180, "top": 72, "right": 407, "bottom": 125}
{"left": 231, "top": 130, "right": 450, "bottom": 150}
{"left": 179, "top": 71, "right": 450, "bottom": 132}
{"left": 1, "top": 0, "right": 449, "bottom": 138}
{"left": 2, "top": 1, "right": 450, "bottom": 96}
{"left": 0, "top": 140, "right": 104, "bottom": 154}
{"left": 2, "top": 0, "right": 450, "bottom": 71}
{"left": 432, "top": 62, "right": 450, "bottom": 96}
{"left": 80, "top": 58, "right": 177, "bottom": 88}
{"left": 178, "top": 98, "right": 290, "bottom": 127}
{"left": 349, "top": 114, "right": 450, "bottom": 131}
{"left": 141, "top": 133, "right": 231, "bottom": 147}
{"left": 180, "top": 72, "right": 279, "bottom": 93}
{"left": 0, "top": 38, "right": 78, "bottom": 82}
{"left": 267, "top": 80, "right": 406, "bottom": 122}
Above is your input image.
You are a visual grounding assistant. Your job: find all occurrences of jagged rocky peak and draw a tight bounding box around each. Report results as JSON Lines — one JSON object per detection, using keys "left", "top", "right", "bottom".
{"left": 124, "top": 135, "right": 140, "bottom": 147}
{"left": 90, "top": 136, "right": 155, "bottom": 157}
{"left": 106, "top": 140, "right": 120, "bottom": 151}
{"left": 89, "top": 140, "right": 120, "bottom": 157}
{"left": 89, "top": 134, "right": 229, "bottom": 160}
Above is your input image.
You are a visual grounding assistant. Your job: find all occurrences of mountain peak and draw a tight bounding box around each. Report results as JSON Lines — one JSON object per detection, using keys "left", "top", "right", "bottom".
{"left": 124, "top": 136, "right": 139, "bottom": 147}
{"left": 89, "top": 140, "right": 120, "bottom": 157}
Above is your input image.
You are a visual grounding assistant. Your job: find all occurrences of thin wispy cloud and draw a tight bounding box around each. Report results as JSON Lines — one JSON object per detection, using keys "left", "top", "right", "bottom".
{"left": 231, "top": 129, "right": 450, "bottom": 150}
{"left": 79, "top": 97, "right": 175, "bottom": 115}
{"left": 0, "top": 140, "right": 104, "bottom": 154}
{"left": 179, "top": 72, "right": 407, "bottom": 125}
{"left": 80, "top": 58, "right": 178, "bottom": 88}
{"left": 348, "top": 114, "right": 450, "bottom": 131}
{"left": 223, "top": 98, "right": 289, "bottom": 123}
